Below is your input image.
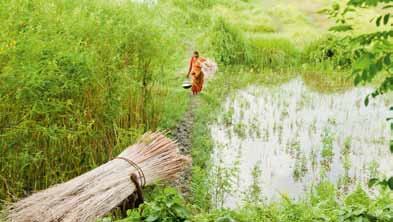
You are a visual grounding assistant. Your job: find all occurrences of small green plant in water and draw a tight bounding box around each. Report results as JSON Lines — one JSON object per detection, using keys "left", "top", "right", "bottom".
{"left": 243, "top": 162, "right": 264, "bottom": 205}
{"left": 222, "top": 107, "right": 234, "bottom": 126}
{"left": 342, "top": 136, "right": 352, "bottom": 182}
{"left": 233, "top": 122, "right": 247, "bottom": 140}
{"left": 320, "top": 128, "right": 334, "bottom": 171}
{"left": 368, "top": 160, "right": 380, "bottom": 179}
{"left": 210, "top": 154, "right": 238, "bottom": 209}
{"left": 293, "top": 153, "right": 308, "bottom": 182}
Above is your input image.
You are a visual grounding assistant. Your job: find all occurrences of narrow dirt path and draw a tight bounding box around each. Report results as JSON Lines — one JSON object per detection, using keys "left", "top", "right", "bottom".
{"left": 171, "top": 94, "right": 196, "bottom": 197}
{"left": 174, "top": 95, "right": 195, "bottom": 155}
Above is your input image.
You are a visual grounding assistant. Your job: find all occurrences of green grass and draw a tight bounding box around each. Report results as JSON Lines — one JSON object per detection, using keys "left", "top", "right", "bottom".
{"left": 0, "top": 0, "right": 192, "bottom": 201}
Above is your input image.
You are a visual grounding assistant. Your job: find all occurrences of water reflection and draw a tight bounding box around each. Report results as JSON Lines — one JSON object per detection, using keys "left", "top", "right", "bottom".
{"left": 210, "top": 79, "right": 393, "bottom": 208}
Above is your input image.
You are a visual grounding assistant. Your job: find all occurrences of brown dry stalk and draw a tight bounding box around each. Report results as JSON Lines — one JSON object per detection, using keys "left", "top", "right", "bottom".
{"left": 4, "top": 132, "right": 190, "bottom": 222}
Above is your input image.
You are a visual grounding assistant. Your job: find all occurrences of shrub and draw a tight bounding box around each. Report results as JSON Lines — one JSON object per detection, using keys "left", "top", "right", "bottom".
{"left": 302, "top": 35, "right": 353, "bottom": 70}
{"left": 106, "top": 187, "right": 190, "bottom": 222}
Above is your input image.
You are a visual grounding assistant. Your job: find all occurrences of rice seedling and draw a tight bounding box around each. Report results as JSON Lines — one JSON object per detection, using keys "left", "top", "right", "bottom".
{"left": 233, "top": 123, "right": 247, "bottom": 140}
{"left": 320, "top": 129, "right": 334, "bottom": 171}
{"left": 242, "top": 162, "right": 264, "bottom": 205}
{"left": 368, "top": 160, "right": 380, "bottom": 179}
{"left": 293, "top": 153, "right": 308, "bottom": 182}
{"left": 209, "top": 80, "right": 393, "bottom": 206}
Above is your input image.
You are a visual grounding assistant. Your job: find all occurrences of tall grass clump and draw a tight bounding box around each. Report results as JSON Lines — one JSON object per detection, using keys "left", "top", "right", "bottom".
{"left": 210, "top": 18, "right": 252, "bottom": 66}
{"left": 209, "top": 17, "right": 301, "bottom": 71}
{"left": 0, "top": 0, "right": 188, "bottom": 201}
{"left": 249, "top": 36, "right": 300, "bottom": 70}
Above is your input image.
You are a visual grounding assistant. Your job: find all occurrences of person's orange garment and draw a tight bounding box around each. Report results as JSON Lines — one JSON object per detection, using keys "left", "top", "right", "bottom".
{"left": 189, "top": 57, "right": 206, "bottom": 94}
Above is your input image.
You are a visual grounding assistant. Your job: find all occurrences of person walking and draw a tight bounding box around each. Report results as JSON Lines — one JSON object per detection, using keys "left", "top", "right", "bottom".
{"left": 187, "top": 51, "right": 207, "bottom": 95}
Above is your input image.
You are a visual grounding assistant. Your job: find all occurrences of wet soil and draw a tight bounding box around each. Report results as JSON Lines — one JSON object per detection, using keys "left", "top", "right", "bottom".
{"left": 171, "top": 94, "right": 196, "bottom": 197}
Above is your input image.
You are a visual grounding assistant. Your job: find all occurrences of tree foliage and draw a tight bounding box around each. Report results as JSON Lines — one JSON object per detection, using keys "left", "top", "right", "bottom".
{"left": 324, "top": 0, "right": 393, "bottom": 188}
{"left": 324, "top": 0, "right": 393, "bottom": 96}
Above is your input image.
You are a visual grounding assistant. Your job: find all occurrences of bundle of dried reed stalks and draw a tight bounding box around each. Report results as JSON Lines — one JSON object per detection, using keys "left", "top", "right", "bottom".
{"left": 4, "top": 132, "right": 190, "bottom": 222}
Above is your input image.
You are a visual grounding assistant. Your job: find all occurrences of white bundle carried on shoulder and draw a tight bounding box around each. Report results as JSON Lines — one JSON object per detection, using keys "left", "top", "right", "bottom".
{"left": 202, "top": 60, "right": 218, "bottom": 79}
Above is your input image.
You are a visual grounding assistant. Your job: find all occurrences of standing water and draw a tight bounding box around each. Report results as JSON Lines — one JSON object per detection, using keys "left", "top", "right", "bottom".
{"left": 210, "top": 79, "right": 393, "bottom": 208}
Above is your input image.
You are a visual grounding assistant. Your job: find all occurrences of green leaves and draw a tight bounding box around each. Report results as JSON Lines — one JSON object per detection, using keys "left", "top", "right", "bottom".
{"left": 352, "top": 54, "right": 386, "bottom": 87}
{"left": 368, "top": 178, "right": 379, "bottom": 188}
{"left": 172, "top": 204, "right": 190, "bottom": 219}
{"left": 354, "top": 73, "right": 362, "bottom": 86}
{"left": 324, "top": 0, "right": 393, "bottom": 109}
{"left": 376, "top": 15, "right": 383, "bottom": 26}
{"left": 367, "top": 177, "right": 393, "bottom": 190}
{"left": 215, "top": 215, "right": 234, "bottom": 222}
{"left": 348, "top": 0, "right": 392, "bottom": 7}
{"left": 145, "top": 215, "right": 160, "bottom": 222}
{"left": 389, "top": 177, "right": 393, "bottom": 190}
{"left": 383, "top": 4, "right": 393, "bottom": 9}
{"left": 364, "top": 95, "right": 369, "bottom": 106}
{"left": 117, "top": 188, "right": 191, "bottom": 222}
{"left": 332, "top": 3, "right": 340, "bottom": 10}
{"left": 329, "top": 25, "right": 353, "bottom": 32}
{"left": 375, "top": 14, "right": 391, "bottom": 26}
{"left": 333, "top": 0, "right": 393, "bottom": 190}
{"left": 384, "top": 14, "right": 390, "bottom": 25}
{"left": 384, "top": 54, "right": 391, "bottom": 65}
{"left": 390, "top": 140, "right": 393, "bottom": 153}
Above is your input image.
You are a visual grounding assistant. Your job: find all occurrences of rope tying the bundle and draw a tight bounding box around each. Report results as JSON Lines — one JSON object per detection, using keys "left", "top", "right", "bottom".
{"left": 114, "top": 157, "right": 146, "bottom": 187}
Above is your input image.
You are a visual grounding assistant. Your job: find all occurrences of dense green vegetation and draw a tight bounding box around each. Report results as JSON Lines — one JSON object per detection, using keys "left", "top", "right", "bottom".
{"left": 1, "top": 0, "right": 392, "bottom": 221}
{"left": 0, "top": 0, "right": 191, "bottom": 202}
{"left": 107, "top": 184, "right": 393, "bottom": 222}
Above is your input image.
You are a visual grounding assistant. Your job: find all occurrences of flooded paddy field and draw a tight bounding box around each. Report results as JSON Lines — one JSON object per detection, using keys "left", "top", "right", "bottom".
{"left": 210, "top": 79, "right": 393, "bottom": 208}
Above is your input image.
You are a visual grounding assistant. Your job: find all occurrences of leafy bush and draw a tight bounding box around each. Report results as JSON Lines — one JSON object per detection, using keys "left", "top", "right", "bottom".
{"left": 302, "top": 35, "right": 353, "bottom": 70}
{"left": 193, "top": 183, "right": 393, "bottom": 222}
{"left": 107, "top": 188, "right": 190, "bottom": 222}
